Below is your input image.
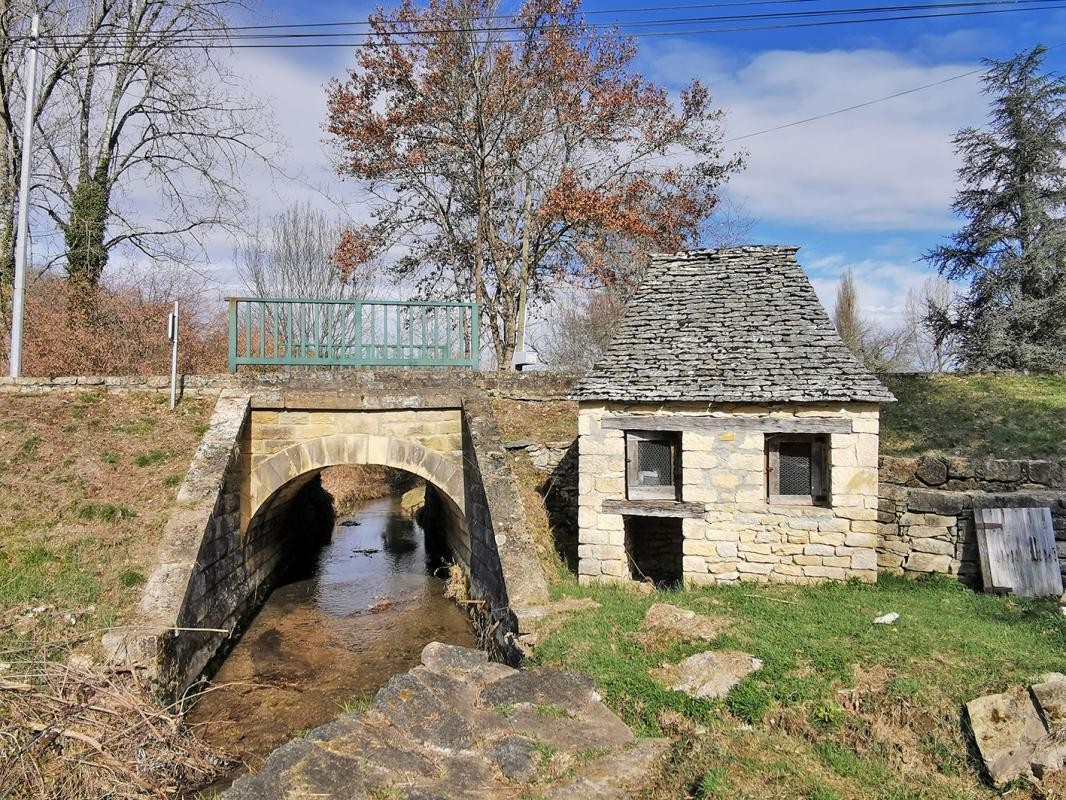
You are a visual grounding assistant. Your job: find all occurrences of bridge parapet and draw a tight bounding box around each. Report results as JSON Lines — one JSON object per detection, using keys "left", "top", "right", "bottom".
{"left": 227, "top": 298, "right": 480, "bottom": 371}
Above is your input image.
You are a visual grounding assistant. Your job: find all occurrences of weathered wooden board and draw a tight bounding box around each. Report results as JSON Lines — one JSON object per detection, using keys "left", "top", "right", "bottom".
{"left": 975, "top": 507, "right": 1063, "bottom": 598}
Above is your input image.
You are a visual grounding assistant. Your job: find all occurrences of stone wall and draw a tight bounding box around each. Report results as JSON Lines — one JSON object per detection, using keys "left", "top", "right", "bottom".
{"left": 0, "top": 370, "right": 580, "bottom": 400}
{"left": 577, "top": 401, "right": 881, "bottom": 586}
{"left": 0, "top": 374, "right": 236, "bottom": 395}
{"left": 460, "top": 397, "right": 549, "bottom": 661}
{"left": 242, "top": 407, "right": 464, "bottom": 531}
{"left": 102, "top": 390, "right": 252, "bottom": 697}
{"left": 877, "top": 455, "right": 1066, "bottom": 583}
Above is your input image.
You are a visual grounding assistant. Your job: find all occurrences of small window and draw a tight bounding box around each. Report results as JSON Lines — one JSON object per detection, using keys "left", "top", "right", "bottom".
{"left": 626, "top": 431, "right": 681, "bottom": 501}
{"left": 766, "top": 434, "right": 829, "bottom": 505}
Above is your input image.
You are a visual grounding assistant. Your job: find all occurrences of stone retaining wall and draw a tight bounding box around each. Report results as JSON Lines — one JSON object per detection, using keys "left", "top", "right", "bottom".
{"left": 0, "top": 370, "right": 580, "bottom": 399}
{"left": 877, "top": 455, "right": 1066, "bottom": 583}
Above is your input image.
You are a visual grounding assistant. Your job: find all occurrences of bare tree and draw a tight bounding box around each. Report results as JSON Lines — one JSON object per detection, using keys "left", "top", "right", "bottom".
{"left": 833, "top": 267, "right": 914, "bottom": 372}
{"left": 236, "top": 203, "right": 376, "bottom": 300}
{"left": 901, "top": 277, "right": 957, "bottom": 372}
{"left": 0, "top": 0, "right": 274, "bottom": 306}
{"left": 833, "top": 268, "right": 864, "bottom": 357}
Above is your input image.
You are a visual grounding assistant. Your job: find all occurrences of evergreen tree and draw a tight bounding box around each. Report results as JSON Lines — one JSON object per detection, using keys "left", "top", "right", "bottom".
{"left": 926, "top": 45, "right": 1066, "bottom": 370}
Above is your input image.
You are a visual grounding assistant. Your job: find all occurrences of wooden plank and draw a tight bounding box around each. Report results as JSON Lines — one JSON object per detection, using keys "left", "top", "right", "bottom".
{"left": 601, "top": 415, "right": 852, "bottom": 434}
{"left": 602, "top": 499, "right": 705, "bottom": 518}
{"left": 975, "top": 506, "right": 1063, "bottom": 598}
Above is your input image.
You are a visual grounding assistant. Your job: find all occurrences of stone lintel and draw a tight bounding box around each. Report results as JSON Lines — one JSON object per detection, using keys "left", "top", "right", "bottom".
{"left": 600, "top": 415, "right": 852, "bottom": 434}
{"left": 601, "top": 499, "right": 706, "bottom": 518}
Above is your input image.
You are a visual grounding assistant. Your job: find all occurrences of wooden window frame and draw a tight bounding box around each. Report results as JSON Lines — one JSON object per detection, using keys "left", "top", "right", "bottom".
{"left": 765, "top": 433, "right": 830, "bottom": 507}
{"left": 625, "top": 430, "right": 682, "bottom": 501}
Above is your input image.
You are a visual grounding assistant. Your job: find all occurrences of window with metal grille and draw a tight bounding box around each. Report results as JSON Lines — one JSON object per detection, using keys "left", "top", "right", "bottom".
{"left": 766, "top": 434, "right": 829, "bottom": 505}
{"left": 626, "top": 431, "right": 681, "bottom": 500}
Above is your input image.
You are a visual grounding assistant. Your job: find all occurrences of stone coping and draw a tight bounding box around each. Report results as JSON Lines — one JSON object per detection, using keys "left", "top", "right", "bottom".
{"left": 0, "top": 370, "right": 582, "bottom": 399}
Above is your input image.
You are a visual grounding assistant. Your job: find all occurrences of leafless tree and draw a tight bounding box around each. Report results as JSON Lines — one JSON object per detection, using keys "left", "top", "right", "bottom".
{"left": 0, "top": 0, "right": 275, "bottom": 307}
{"left": 236, "top": 203, "right": 377, "bottom": 300}
{"left": 901, "top": 277, "right": 957, "bottom": 372}
{"left": 833, "top": 267, "right": 922, "bottom": 372}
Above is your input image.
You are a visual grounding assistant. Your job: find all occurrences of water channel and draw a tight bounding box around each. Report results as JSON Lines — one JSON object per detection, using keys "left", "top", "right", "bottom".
{"left": 187, "top": 492, "right": 476, "bottom": 789}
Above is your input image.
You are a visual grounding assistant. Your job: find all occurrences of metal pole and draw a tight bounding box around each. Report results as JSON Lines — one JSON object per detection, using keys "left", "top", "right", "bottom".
{"left": 8, "top": 14, "right": 39, "bottom": 378}
{"left": 168, "top": 300, "right": 179, "bottom": 409}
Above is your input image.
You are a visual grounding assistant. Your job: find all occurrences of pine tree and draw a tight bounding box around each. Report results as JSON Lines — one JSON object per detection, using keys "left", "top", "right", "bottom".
{"left": 925, "top": 45, "right": 1066, "bottom": 370}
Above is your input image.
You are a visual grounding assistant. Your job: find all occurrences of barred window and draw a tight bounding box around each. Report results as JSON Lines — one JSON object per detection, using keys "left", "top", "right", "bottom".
{"left": 625, "top": 431, "right": 681, "bottom": 501}
{"left": 766, "top": 434, "right": 829, "bottom": 506}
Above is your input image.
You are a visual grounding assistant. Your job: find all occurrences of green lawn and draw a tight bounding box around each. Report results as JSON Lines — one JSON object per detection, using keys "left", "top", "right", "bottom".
{"left": 880, "top": 373, "right": 1066, "bottom": 459}
{"left": 532, "top": 575, "right": 1066, "bottom": 800}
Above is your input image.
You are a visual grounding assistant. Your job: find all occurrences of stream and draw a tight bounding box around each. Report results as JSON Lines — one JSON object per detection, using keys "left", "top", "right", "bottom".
{"left": 187, "top": 494, "right": 476, "bottom": 790}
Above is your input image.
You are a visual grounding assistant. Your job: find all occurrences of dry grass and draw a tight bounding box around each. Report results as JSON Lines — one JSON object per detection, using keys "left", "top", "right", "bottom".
{"left": 320, "top": 464, "right": 416, "bottom": 515}
{"left": 0, "top": 392, "right": 228, "bottom": 798}
{"left": 489, "top": 398, "right": 577, "bottom": 445}
{"left": 0, "top": 392, "right": 213, "bottom": 636}
{"left": 0, "top": 636, "right": 230, "bottom": 800}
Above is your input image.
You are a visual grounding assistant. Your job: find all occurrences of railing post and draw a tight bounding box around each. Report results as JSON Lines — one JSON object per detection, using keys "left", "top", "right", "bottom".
{"left": 354, "top": 301, "right": 363, "bottom": 366}
{"left": 469, "top": 304, "right": 480, "bottom": 370}
{"left": 227, "top": 299, "right": 238, "bottom": 373}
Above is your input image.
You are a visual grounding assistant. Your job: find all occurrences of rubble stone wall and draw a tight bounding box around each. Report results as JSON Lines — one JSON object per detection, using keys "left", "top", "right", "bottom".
{"left": 877, "top": 455, "right": 1066, "bottom": 584}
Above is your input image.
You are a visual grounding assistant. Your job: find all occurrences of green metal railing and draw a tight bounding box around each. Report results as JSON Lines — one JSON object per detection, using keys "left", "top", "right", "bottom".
{"left": 226, "top": 297, "right": 480, "bottom": 372}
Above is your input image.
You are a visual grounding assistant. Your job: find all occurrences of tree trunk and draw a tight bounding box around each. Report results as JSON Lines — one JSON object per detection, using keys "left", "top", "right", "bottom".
{"left": 63, "top": 164, "right": 111, "bottom": 296}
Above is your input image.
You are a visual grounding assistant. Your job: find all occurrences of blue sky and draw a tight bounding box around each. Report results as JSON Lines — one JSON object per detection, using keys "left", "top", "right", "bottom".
{"left": 215, "top": 0, "right": 1066, "bottom": 326}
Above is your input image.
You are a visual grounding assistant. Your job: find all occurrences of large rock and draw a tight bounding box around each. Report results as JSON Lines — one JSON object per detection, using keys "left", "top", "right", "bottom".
{"left": 223, "top": 644, "right": 664, "bottom": 799}
{"left": 915, "top": 456, "right": 948, "bottom": 487}
{"left": 650, "top": 650, "right": 763, "bottom": 700}
{"left": 967, "top": 686, "right": 1052, "bottom": 787}
{"left": 642, "top": 603, "right": 728, "bottom": 642}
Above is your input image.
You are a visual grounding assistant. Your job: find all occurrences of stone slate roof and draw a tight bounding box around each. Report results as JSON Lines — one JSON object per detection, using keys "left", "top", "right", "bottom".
{"left": 573, "top": 246, "right": 895, "bottom": 404}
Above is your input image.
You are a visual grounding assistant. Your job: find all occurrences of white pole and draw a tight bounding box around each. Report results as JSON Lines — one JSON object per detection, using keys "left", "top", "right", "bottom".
{"left": 8, "top": 14, "right": 40, "bottom": 379}
{"left": 169, "top": 300, "right": 179, "bottom": 409}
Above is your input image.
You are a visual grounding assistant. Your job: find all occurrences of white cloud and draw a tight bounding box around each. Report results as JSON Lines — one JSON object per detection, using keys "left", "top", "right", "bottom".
{"left": 805, "top": 251, "right": 937, "bottom": 327}
{"left": 642, "top": 42, "right": 986, "bottom": 231}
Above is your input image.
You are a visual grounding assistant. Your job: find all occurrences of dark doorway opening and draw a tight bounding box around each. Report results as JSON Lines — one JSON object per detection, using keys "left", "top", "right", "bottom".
{"left": 624, "top": 515, "right": 683, "bottom": 586}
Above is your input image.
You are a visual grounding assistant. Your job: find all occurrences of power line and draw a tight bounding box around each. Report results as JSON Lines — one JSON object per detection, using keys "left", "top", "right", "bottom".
{"left": 724, "top": 42, "right": 1065, "bottom": 141}
{"left": 14, "top": 0, "right": 1065, "bottom": 46}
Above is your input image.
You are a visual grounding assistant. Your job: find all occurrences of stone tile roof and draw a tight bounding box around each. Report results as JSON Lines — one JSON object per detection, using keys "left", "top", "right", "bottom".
{"left": 573, "top": 246, "right": 895, "bottom": 404}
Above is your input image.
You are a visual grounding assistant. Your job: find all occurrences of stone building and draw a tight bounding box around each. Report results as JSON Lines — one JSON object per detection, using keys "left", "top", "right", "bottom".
{"left": 573, "top": 246, "right": 895, "bottom": 586}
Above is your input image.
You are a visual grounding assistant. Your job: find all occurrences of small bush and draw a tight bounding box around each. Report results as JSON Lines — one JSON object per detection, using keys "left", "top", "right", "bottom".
{"left": 99, "top": 450, "right": 119, "bottom": 465}
{"left": 163, "top": 474, "right": 183, "bottom": 488}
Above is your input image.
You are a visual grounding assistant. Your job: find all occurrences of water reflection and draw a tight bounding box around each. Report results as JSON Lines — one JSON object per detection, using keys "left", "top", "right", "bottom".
{"left": 186, "top": 495, "right": 475, "bottom": 790}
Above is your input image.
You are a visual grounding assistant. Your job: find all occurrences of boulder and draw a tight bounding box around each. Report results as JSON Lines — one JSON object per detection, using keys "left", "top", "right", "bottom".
{"left": 967, "top": 686, "right": 1050, "bottom": 787}
{"left": 650, "top": 650, "right": 763, "bottom": 700}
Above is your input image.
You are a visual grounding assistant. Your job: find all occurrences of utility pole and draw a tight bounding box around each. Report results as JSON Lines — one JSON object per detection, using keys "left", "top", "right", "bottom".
{"left": 8, "top": 13, "right": 39, "bottom": 378}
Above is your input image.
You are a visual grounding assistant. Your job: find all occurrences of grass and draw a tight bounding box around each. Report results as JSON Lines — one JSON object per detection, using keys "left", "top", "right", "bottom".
{"left": 0, "top": 392, "right": 212, "bottom": 655}
{"left": 880, "top": 373, "right": 1066, "bottom": 459}
{"left": 490, "top": 375, "right": 1066, "bottom": 462}
{"left": 530, "top": 575, "right": 1066, "bottom": 799}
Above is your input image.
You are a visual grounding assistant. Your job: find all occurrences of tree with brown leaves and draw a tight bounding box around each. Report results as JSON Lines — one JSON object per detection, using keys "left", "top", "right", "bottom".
{"left": 326, "top": 0, "right": 742, "bottom": 368}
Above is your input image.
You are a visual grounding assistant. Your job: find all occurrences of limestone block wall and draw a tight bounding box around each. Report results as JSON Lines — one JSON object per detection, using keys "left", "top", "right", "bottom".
{"left": 577, "top": 401, "right": 881, "bottom": 586}
{"left": 242, "top": 408, "right": 463, "bottom": 530}
{"left": 877, "top": 455, "right": 1066, "bottom": 584}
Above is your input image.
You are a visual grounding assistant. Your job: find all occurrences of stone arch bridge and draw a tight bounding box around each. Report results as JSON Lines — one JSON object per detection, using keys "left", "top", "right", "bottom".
{"left": 106, "top": 374, "right": 557, "bottom": 697}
